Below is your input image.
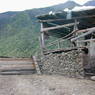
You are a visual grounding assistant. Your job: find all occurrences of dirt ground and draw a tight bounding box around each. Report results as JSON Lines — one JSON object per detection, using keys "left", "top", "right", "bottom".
{"left": 0, "top": 74, "right": 95, "bottom": 95}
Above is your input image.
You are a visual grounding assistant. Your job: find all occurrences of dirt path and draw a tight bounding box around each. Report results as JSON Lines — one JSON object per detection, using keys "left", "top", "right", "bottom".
{"left": 0, "top": 75, "right": 95, "bottom": 95}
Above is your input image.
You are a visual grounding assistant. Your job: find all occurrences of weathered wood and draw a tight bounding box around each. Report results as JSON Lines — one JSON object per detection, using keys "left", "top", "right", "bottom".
{"left": 0, "top": 58, "right": 33, "bottom": 61}
{"left": 77, "top": 27, "right": 95, "bottom": 33}
{"left": 38, "top": 15, "right": 95, "bottom": 23}
{"left": 73, "top": 19, "right": 78, "bottom": 31}
{"left": 85, "top": 73, "right": 95, "bottom": 76}
{"left": 0, "top": 61, "right": 33, "bottom": 65}
{"left": 39, "top": 36, "right": 44, "bottom": 55}
{"left": 0, "top": 58, "right": 35, "bottom": 73}
{"left": 41, "top": 23, "right": 45, "bottom": 49}
{"left": 71, "top": 28, "right": 95, "bottom": 42}
{"left": 57, "top": 41, "right": 61, "bottom": 49}
{"left": 0, "top": 70, "right": 35, "bottom": 75}
{"left": 0, "top": 64, "right": 35, "bottom": 71}
{"left": 41, "top": 22, "right": 79, "bottom": 32}
{"left": 0, "top": 58, "right": 35, "bottom": 74}
{"left": 89, "top": 40, "right": 95, "bottom": 56}
{"left": 77, "top": 39, "right": 95, "bottom": 43}
{"left": 44, "top": 46, "right": 87, "bottom": 55}
{"left": 33, "top": 56, "right": 41, "bottom": 75}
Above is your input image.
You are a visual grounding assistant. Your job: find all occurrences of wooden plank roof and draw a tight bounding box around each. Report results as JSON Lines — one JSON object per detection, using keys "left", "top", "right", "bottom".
{"left": 37, "top": 8, "right": 95, "bottom": 21}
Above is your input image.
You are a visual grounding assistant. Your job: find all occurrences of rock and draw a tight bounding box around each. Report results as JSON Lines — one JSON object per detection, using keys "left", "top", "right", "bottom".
{"left": 49, "top": 87, "right": 56, "bottom": 91}
{"left": 91, "top": 76, "right": 95, "bottom": 81}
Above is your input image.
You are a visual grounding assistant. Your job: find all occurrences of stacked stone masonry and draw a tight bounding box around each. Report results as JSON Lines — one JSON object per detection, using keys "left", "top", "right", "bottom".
{"left": 40, "top": 50, "right": 85, "bottom": 78}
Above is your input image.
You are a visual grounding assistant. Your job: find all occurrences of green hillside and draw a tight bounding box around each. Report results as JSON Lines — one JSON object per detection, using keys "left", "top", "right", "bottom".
{"left": 0, "top": 1, "right": 80, "bottom": 57}
{"left": 0, "top": 12, "right": 40, "bottom": 57}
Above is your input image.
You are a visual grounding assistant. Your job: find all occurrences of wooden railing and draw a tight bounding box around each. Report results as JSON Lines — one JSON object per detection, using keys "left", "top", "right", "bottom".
{"left": 35, "top": 27, "right": 95, "bottom": 57}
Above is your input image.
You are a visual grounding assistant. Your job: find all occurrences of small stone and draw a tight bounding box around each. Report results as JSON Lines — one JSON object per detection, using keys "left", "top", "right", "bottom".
{"left": 49, "top": 87, "right": 56, "bottom": 91}
{"left": 91, "top": 76, "right": 95, "bottom": 81}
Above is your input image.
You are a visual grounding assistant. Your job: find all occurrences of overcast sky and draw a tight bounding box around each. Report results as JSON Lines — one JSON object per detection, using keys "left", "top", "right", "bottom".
{"left": 0, "top": 0, "right": 91, "bottom": 13}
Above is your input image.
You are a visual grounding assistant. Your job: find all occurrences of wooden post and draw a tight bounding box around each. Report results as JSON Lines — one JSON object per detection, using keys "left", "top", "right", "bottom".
{"left": 58, "top": 41, "right": 61, "bottom": 49}
{"left": 39, "top": 36, "right": 43, "bottom": 55}
{"left": 71, "top": 29, "right": 95, "bottom": 42}
{"left": 41, "top": 22, "right": 79, "bottom": 32}
{"left": 40, "top": 23, "right": 45, "bottom": 53}
{"left": 89, "top": 39, "right": 95, "bottom": 57}
{"left": 73, "top": 19, "right": 80, "bottom": 47}
{"left": 33, "top": 56, "right": 41, "bottom": 75}
{"left": 73, "top": 19, "right": 78, "bottom": 31}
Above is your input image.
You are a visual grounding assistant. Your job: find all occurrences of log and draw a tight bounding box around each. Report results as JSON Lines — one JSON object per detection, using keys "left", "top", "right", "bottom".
{"left": 77, "top": 27, "right": 95, "bottom": 33}
{"left": 0, "top": 58, "right": 35, "bottom": 72}
{"left": 0, "top": 64, "right": 35, "bottom": 71}
{"left": 33, "top": 56, "right": 41, "bottom": 74}
{"left": 0, "top": 58, "right": 33, "bottom": 61}
{"left": 44, "top": 46, "right": 88, "bottom": 55}
{"left": 41, "top": 22, "right": 79, "bottom": 32}
{"left": 71, "top": 28, "right": 95, "bottom": 42}
{"left": 77, "top": 39, "right": 95, "bottom": 43}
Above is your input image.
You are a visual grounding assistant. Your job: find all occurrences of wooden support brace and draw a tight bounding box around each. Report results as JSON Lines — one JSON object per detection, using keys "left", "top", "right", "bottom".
{"left": 40, "top": 23, "right": 46, "bottom": 54}
{"left": 33, "top": 56, "right": 41, "bottom": 75}
{"left": 41, "top": 22, "right": 79, "bottom": 32}
{"left": 71, "top": 28, "right": 95, "bottom": 42}
{"left": 77, "top": 39, "right": 95, "bottom": 43}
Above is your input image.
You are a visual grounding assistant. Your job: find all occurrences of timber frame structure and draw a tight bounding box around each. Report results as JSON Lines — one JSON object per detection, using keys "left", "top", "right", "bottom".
{"left": 36, "top": 7, "right": 95, "bottom": 77}
{"left": 37, "top": 7, "right": 95, "bottom": 55}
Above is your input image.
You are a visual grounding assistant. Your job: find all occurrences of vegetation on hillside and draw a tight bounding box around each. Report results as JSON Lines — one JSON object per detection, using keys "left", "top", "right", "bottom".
{"left": 0, "top": 12, "right": 40, "bottom": 57}
{"left": 0, "top": 1, "right": 84, "bottom": 57}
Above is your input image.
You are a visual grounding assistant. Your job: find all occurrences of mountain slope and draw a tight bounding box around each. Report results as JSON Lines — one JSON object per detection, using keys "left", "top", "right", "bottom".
{"left": 0, "top": 1, "right": 80, "bottom": 57}
{"left": 84, "top": 0, "right": 95, "bottom": 6}
{"left": 0, "top": 12, "right": 40, "bottom": 57}
{"left": 52, "top": 1, "right": 81, "bottom": 10}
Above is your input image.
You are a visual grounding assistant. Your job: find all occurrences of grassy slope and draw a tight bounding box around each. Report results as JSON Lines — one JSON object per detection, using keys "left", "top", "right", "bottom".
{"left": 0, "top": 1, "right": 80, "bottom": 57}
{"left": 0, "top": 12, "right": 40, "bottom": 57}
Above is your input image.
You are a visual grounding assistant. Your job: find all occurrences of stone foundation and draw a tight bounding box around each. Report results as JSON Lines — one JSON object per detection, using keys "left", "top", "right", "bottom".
{"left": 83, "top": 54, "right": 95, "bottom": 74}
{"left": 40, "top": 50, "right": 85, "bottom": 78}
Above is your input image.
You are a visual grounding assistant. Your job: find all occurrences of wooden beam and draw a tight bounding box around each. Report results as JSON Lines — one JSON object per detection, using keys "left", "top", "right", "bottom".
{"left": 33, "top": 56, "right": 41, "bottom": 75}
{"left": 77, "top": 27, "right": 95, "bottom": 33}
{"left": 0, "top": 58, "right": 33, "bottom": 61}
{"left": 77, "top": 39, "right": 95, "bottom": 43}
{"left": 44, "top": 46, "right": 88, "bottom": 55}
{"left": 39, "top": 15, "right": 95, "bottom": 23}
{"left": 41, "top": 22, "right": 79, "bottom": 32}
{"left": 71, "top": 28, "right": 95, "bottom": 42}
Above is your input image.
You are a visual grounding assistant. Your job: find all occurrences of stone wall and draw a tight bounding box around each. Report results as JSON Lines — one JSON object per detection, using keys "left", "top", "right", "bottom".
{"left": 40, "top": 50, "right": 85, "bottom": 78}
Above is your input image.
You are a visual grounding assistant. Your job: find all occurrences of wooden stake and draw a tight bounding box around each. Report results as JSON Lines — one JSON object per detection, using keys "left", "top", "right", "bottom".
{"left": 40, "top": 23, "right": 45, "bottom": 53}
{"left": 33, "top": 56, "right": 41, "bottom": 75}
